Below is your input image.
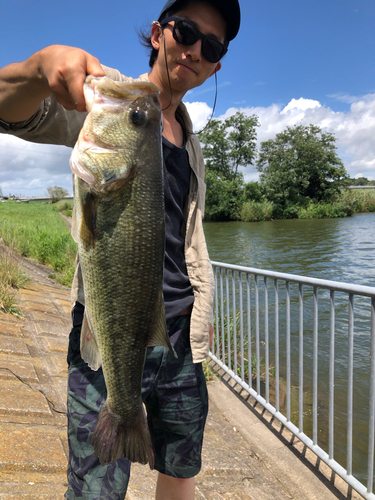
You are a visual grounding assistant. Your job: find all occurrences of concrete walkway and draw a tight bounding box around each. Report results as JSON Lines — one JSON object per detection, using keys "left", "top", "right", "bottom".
{"left": 0, "top": 250, "right": 365, "bottom": 499}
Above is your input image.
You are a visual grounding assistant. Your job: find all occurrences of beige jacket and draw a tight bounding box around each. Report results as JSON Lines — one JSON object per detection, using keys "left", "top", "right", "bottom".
{"left": 1, "top": 67, "right": 215, "bottom": 363}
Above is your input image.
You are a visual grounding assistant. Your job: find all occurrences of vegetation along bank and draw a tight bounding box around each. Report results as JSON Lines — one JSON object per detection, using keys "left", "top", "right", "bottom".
{"left": 198, "top": 113, "right": 375, "bottom": 222}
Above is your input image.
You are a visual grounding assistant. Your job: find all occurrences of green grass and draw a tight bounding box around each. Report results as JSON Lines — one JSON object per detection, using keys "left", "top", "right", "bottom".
{"left": 0, "top": 201, "right": 77, "bottom": 287}
{"left": 213, "top": 301, "right": 274, "bottom": 383}
{"left": 237, "top": 189, "right": 375, "bottom": 222}
{"left": 340, "top": 188, "right": 375, "bottom": 213}
{"left": 53, "top": 199, "right": 74, "bottom": 212}
{"left": 240, "top": 200, "right": 274, "bottom": 222}
{"left": 0, "top": 246, "right": 30, "bottom": 316}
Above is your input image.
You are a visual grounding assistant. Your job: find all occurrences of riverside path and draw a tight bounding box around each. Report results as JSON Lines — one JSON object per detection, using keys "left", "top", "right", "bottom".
{"left": 0, "top": 246, "right": 365, "bottom": 499}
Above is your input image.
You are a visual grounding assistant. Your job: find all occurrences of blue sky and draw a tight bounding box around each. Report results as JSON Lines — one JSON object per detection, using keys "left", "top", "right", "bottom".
{"left": 1, "top": 0, "right": 375, "bottom": 196}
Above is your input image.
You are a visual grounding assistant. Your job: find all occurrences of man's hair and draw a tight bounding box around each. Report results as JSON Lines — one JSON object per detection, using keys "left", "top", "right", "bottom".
{"left": 138, "top": 5, "right": 180, "bottom": 69}
{"left": 138, "top": 0, "right": 228, "bottom": 68}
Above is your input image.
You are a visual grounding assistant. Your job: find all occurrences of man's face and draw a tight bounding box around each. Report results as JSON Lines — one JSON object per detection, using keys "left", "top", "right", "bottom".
{"left": 152, "top": 1, "right": 226, "bottom": 94}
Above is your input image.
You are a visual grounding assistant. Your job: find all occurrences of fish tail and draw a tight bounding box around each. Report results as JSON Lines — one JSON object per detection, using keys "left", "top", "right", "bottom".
{"left": 91, "top": 401, "right": 154, "bottom": 468}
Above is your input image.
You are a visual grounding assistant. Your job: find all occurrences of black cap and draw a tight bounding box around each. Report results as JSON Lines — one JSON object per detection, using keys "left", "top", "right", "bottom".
{"left": 158, "top": 0, "right": 241, "bottom": 42}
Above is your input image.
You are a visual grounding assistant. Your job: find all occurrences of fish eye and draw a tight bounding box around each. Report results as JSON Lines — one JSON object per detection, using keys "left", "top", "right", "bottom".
{"left": 130, "top": 108, "right": 147, "bottom": 126}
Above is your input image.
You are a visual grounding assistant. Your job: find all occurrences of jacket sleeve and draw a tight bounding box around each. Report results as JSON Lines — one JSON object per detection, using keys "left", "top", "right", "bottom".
{"left": 0, "top": 65, "right": 134, "bottom": 147}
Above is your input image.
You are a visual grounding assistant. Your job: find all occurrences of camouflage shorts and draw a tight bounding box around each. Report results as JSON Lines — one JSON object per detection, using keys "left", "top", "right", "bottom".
{"left": 65, "top": 302, "right": 208, "bottom": 499}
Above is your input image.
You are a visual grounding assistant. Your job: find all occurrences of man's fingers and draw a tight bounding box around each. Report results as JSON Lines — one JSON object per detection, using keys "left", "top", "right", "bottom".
{"left": 86, "top": 55, "right": 106, "bottom": 78}
{"left": 39, "top": 46, "right": 106, "bottom": 112}
{"left": 65, "top": 76, "right": 89, "bottom": 112}
{"left": 48, "top": 73, "right": 86, "bottom": 112}
{"left": 63, "top": 54, "right": 105, "bottom": 111}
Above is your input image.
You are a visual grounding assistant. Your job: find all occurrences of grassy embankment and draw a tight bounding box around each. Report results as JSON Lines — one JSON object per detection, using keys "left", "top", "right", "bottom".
{"left": 240, "top": 188, "right": 375, "bottom": 222}
{"left": 0, "top": 200, "right": 76, "bottom": 288}
{"left": 0, "top": 245, "right": 30, "bottom": 315}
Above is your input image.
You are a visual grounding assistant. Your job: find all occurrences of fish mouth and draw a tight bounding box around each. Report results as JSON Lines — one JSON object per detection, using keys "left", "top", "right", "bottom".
{"left": 84, "top": 76, "right": 161, "bottom": 112}
{"left": 70, "top": 77, "right": 162, "bottom": 192}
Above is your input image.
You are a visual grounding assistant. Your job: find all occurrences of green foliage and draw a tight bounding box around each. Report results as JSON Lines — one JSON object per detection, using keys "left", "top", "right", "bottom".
{"left": 339, "top": 188, "right": 375, "bottom": 213}
{"left": 47, "top": 185, "right": 69, "bottom": 203}
{"left": 198, "top": 111, "right": 259, "bottom": 181}
{"left": 53, "top": 199, "right": 74, "bottom": 212}
{"left": 0, "top": 202, "right": 77, "bottom": 287}
{"left": 349, "top": 177, "right": 375, "bottom": 186}
{"left": 204, "top": 171, "right": 245, "bottom": 221}
{"left": 298, "top": 201, "right": 353, "bottom": 219}
{"left": 198, "top": 111, "right": 260, "bottom": 221}
{"left": 257, "top": 124, "right": 349, "bottom": 217}
{"left": 243, "top": 181, "right": 265, "bottom": 203}
{"left": 240, "top": 200, "right": 274, "bottom": 222}
{"left": 0, "top": 247, "right": 30, "bottom": 316}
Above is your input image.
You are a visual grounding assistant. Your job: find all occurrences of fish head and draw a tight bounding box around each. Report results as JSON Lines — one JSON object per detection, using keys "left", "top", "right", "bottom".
{"left": 70, "top": 77, "right": 162, "bottom": 193}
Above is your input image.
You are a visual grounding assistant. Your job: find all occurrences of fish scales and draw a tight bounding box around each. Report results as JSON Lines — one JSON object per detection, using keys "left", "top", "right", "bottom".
{"left": 70, "top": 76, "right": 175, "bottom": 467}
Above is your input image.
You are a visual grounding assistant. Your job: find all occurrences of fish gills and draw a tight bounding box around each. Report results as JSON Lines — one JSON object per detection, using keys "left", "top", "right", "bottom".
{"left": 70, "top": 76, "right": 175, "bottom": 467}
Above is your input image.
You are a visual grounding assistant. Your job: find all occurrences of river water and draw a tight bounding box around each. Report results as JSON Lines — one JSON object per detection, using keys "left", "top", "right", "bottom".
{"left": 204, "top": 212, "right": 375, "bottom": 485}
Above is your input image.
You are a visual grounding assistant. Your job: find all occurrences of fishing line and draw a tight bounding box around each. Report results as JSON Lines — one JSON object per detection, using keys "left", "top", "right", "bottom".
{"left": 195, "top": 68, "right": 217, "bottom": 135}
{"left": 0, "top": 367, "right": 67, "bottom": 415}
{"left": 162, "top": 31, "right": 173, "bottom": 112}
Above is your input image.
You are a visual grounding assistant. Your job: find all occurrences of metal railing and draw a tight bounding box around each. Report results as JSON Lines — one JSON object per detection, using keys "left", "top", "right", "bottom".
{"left": 210, "top": 261, "right": 375, "bottom": 499}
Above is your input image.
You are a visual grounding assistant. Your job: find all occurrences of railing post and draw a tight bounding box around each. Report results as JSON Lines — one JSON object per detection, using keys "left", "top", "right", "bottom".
{"left": 220, "top": 268, "right": 225, "bottom": 366}
{"left": 214, "top": 266, "right": 219, "bottom": 359}
{"left": 265, "top": 276, "right": 269, "bottom": 403}
{"left": 347, "top": 293, "right": 354, "bottom": 476}
{"left": 255, "top": 275, "right": 260, "bottom": 395}
{"left": 239, "top": 272, "right": 245, "bottom": 381}
{"left": 286, "top": 281, "right": 291, "bottom": 422}
{"left": 247, "top": 274, "right": 252, "bottom": 389}
{"left": 329, "top": 290, "right": 335, "bottom": 460}
{"left": 367, "top": 296, "right": 375, "bottom": 494}
{"left": 226, "top": 269, "right": 231, "bottom": 372}
{"left": 275, "top": 278, "right": 280, "bottom": 412}
{"left": 313, "top": 286, "right": 318, "bottom": 446}
{"left": 232, "top": 271, "right": 237, "bottom": 377}
{"left": 299, "top": 284, "right": 304, "bottom": 433}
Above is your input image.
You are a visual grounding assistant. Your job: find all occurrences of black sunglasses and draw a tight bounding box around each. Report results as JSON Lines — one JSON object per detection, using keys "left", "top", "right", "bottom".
{"left": 159, "top": 16, "right": 227, "bottom": 64}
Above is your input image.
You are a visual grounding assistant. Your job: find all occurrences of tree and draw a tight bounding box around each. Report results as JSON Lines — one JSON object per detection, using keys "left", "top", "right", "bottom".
{"left": 198, "top": 111, "right": 259, "bottom": 181}
{"left": 47, "top": 185, "right": 69, "bottom": 203}
{"left": 204, "top": 170, "right": 245, "bottom": 221}
{"left": 349, "top": 177, "right": 375, "bottom": 186}
{"left": 257, "top": 124, "right": 349, "bottom": 216}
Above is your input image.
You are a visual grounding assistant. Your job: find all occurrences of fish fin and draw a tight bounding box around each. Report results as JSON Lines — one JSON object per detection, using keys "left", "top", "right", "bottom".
{"left": 92, "top": 401, "right": 154, "bottom": 468}
{"left": 80, "top": 312, "right": 102, "bottom": 370}
{"left": 147, "top": 289, "right": 177, "bottom": 358}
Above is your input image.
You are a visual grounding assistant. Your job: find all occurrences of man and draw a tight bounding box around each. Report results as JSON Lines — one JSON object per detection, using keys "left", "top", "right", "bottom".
{"left": 0, "top": 0, "right": 240, "bottom": 498}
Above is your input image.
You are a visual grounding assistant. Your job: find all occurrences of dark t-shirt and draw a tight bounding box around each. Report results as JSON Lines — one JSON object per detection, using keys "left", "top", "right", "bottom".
{"left": 162, "top": 135, "right": 194, "bottom": 319}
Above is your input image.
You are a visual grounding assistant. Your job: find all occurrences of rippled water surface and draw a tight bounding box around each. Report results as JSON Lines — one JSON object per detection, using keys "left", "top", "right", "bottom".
{"left": 204, "top": 213, "right": 375, "bottom": 287}
{"left": 204, "top": 213, "right": 375, "bottom": 485}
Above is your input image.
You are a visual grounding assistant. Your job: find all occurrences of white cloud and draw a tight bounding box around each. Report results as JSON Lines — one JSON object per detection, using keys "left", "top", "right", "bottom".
{"left": 1, "top": 92, "right": 375, "bottom": 195}
{"left": 0, "top": 134, "right": 72, "bottom": 197}
{"left": 184, "top": 101, "right": 213, "bottom": 132}
{"left": 185, "top": 93, "right": 375, "bottom": 182}
{"left": 281, "top": 97, "right": 321, "bottom": 113}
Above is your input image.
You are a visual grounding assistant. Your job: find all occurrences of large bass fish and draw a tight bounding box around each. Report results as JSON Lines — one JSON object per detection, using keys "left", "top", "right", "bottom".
{"left": 70, "top": 76, "right": 175, "bottom": 467}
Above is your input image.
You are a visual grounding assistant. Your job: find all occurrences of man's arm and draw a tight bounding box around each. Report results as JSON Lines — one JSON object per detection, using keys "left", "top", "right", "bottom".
{"left": 0, "top": 45, "right": 105, "bottom": 123}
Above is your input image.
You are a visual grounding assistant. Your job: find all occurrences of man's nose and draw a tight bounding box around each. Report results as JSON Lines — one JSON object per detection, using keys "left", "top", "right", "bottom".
{"left": 186, "top": 39, "right": 202, "bottom": 61}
